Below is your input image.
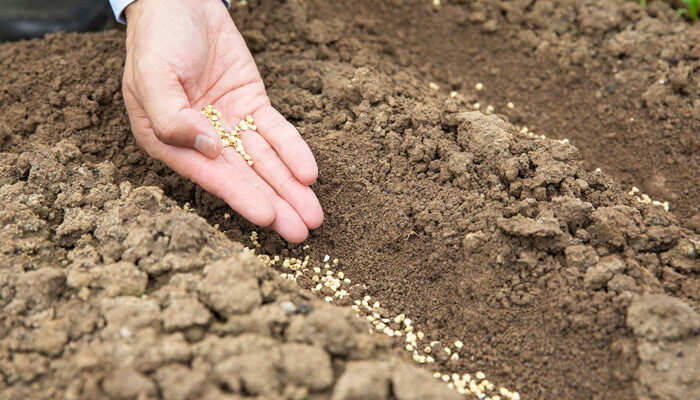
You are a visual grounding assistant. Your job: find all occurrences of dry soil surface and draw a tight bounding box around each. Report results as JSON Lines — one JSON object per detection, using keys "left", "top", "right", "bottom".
{"left": 1, "top": 0, "right": 699, "bottom": 399}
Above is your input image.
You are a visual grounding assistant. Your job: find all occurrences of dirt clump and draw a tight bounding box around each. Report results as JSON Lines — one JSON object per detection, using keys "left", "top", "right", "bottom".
{"left": 336, "top": 0, "right": 699, "bottom": 222}
{"left": 0, "top": 1, "right": 699, "bottom": 399}
{"left": 0, "top": 144, "right": 460, "bottom": 400}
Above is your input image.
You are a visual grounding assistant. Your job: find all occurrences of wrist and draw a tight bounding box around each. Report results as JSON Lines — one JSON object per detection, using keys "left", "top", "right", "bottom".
{"left": 125, "top": 0, "right": 225, "bottom": 21}
{"left": 124, "top": 0, "right": 155, "bottom": 23}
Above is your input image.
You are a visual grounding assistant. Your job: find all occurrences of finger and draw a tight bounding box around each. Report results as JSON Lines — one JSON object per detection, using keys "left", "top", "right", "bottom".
{"left": 252, "top": 105, "right": 318, "bottom": 185}
{"left": 132, "top": 61, "right": 222, "bottom": 158}
{"left": 138, "top": 130, "right": 275, "bottom": 226}
{"left": 240, "top": 129, "right": 323, "bottom": 229}
{"left": 222, "top": 149, "right": 310, "bottom": 243}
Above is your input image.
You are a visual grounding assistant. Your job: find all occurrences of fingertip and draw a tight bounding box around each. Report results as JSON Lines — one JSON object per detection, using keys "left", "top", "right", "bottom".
{"left": 225, "top": 190, "right": 275, "bottom": 227}
{"left": 279, "top": 226, "right": 309, "bottom": 244}
{"left": 194, "top": 134, "right": 222, "bottom": 159}
{"left": 290, "top": 145, "right": 318, "bottom": 185}
{"left": 305, "top": 209, "right": 324, "bottom": 230}
{"left": 296, "top": 189, "right": 323, "bottom": 229}
{"left": 191, "top": 109, "right": 223, "bottom": 157}
{"left": 249, "top": 201, "right": 276, "bottom": 227}
{"left": 267, "top": 199, "right": 310, "bottom": 243}
{"left": 295, "top": 162, "right": 318, "bottom": 185}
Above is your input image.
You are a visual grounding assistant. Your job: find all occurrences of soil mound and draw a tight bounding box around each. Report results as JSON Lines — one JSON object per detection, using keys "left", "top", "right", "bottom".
{"left": 0, "top": 144, "right": 461, "bottom": 399}
{"left": 0, "top": 1, "right": 698, "bottom": 399}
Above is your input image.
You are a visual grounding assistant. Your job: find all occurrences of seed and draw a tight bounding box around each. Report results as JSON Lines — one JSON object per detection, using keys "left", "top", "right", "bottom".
{"left": 433, "top": 372, "right": 442, "bottom": 379}
{"left": 506, "top": 102, "right": 514, "bottom": 109}
{"left": 475, "top": 82, "right": 484, "bottom": 90}
{"left": 476, "top": 371, "right": 486, "bottom": 380}
{"left": 454, "top": 340, "right": 463, "bottom": 348}
{"left": 429, "top": 82, "right": 439, "bottom": 90}
{"left": 450, "top": 91, "right": 458, "bottom": 97}
{"left": 202, "top": 105, "right": 253, "bottom": 166}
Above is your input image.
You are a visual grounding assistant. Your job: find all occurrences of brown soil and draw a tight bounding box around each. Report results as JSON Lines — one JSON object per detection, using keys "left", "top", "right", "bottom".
{"left": 1, "top": 1, "right": 698, "bottom": 400}
{"left": 340, "top": 0, "right": 700, "bottom": 223}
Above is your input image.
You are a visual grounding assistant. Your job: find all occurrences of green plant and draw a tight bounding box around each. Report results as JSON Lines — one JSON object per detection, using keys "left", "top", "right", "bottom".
{"left": 638, "top": 0, "right": 646, "bottom": 8}
{"left": 677, "top": 0, "right": 699, "bottom": 22}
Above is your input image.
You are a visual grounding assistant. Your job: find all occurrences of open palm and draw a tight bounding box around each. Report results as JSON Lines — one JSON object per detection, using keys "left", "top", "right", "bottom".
{"left": 121, "top": 0, "right": 322, "bottom": 243}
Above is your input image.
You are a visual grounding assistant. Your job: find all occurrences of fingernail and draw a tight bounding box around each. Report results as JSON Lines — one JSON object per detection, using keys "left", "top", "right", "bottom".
{"left": 194, "top": 134, "right": 218, "bottom": 158}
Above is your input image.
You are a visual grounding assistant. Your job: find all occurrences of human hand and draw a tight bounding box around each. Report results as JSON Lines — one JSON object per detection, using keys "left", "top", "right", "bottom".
{"left": 121, "top": 0, "right": 322, "bottom": 242}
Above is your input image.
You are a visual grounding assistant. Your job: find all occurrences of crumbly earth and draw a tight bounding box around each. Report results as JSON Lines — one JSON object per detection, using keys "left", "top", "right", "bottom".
{"left": 352, "top": 0, "right": 700, "bottom": 223}
{"left": 0, "top": 0, "right": 698, "bottom": 399}
{"left": 0, "top": 144, "right": 463, "bottom": 399}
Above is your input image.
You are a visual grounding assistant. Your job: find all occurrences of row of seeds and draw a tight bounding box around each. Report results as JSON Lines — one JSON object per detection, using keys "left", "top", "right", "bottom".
{"left": 244, "top": 231, "right": 520, "bottom": 400}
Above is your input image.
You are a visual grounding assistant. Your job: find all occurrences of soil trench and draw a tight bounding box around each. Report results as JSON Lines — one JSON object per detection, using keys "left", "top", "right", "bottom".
{"left": 1, "top": 0, "right": 698, "bottom": 399}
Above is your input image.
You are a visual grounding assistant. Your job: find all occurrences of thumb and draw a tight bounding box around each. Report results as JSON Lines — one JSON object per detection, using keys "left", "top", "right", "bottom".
{"left": 137, "top": 67, "right": 222, "bottom": 158}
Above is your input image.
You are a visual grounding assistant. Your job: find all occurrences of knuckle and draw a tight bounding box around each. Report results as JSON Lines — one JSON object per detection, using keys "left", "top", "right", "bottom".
{"left": 154, "top": 119, "right": 178, "bottom": 144}
{"left": 259, "top": 145, "right": 278, "bottom": 163}
{"left": 279, "top": 173, "right": 297, "bottom": 194}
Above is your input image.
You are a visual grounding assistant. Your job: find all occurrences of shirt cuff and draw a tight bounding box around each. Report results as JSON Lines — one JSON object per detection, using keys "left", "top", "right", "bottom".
{"left": 109, "top": 0, "right": 231, "bottom": 24}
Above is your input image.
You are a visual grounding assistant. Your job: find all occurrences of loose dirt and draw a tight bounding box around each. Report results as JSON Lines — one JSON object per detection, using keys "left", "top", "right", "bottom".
{"left": 0, "top": 0, "right": 698, "bottom": 399}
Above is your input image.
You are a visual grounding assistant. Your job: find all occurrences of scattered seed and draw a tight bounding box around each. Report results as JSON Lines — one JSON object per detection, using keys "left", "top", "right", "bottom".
{"left": 245, "top": 234, "right": 519, "bottom": 400}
